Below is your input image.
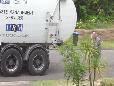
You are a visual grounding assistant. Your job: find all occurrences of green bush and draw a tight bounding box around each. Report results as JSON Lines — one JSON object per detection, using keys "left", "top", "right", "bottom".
{"left": 76, "top": 16, "right": 114, "bottom": 29}
{"left": 58, "top": 41, "right": 86, "bottom": 86}
{"left": 58, "top": 38, "right": 106, "bottom": 86}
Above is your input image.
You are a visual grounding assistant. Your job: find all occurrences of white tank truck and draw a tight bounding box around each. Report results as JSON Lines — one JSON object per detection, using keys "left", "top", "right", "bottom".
{"left": 0, "top": 0, "right": 77, "bottom": 76}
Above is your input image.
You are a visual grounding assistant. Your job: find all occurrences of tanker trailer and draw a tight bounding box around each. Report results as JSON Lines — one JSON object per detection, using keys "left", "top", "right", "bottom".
{"left": 0, "top": 0, "right": 77, "bottom": 76}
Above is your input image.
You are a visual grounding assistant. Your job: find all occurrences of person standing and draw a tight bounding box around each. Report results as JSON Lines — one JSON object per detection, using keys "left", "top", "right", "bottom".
{"left": 91, "top": 31, "right": 101, "bottom": 56}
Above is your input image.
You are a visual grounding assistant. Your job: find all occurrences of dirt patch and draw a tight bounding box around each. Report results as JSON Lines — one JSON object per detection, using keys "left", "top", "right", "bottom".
{"left": 77, "top": 29, "right": 114, "bottom": 41}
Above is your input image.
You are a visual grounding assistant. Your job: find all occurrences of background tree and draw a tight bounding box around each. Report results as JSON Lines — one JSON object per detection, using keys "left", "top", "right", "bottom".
{"left": 74, "top": 0, "right": 114, "bottom": 20}
{"left": 73, "top": 0, "right": 114, "bottom": 29}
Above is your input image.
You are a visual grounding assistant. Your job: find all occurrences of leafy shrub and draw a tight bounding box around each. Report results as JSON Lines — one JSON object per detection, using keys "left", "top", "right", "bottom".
{"left": 59, "top": 37, "right": 106, "bottom": 86}
{"left": 59, "top": 41, "right": 86, "bottom": 86}
{"left": 76, "top": 16, "right": 114, "bottom": 29}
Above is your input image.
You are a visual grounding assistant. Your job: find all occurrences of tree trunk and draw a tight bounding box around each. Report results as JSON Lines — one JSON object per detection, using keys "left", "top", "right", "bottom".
{"left": 77, "top": 80, "right": 80, "bottom": 86}
{"left": 89, "top": 71, "right": 92, "bottom": 86}
{"left": 89, "top": 59, "right": 92, "bottom": 86}
{"left": 93, "top": 68, "right": 96, "bottom": 86}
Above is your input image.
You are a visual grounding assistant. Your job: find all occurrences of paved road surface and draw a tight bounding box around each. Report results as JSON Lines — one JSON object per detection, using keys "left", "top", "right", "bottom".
{"left": 0, "top": 50, "right": 113, "bottom": 82}
{"left": 102, "top": 50, "right": 114, "bottom": 77}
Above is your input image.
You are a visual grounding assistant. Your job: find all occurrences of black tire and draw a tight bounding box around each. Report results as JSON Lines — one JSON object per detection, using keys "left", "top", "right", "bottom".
{"left": 1, "top": 48, "right": 22, "bottom": 76}
{"left": 28, "top": 48, "right": 49, "bottom": 75}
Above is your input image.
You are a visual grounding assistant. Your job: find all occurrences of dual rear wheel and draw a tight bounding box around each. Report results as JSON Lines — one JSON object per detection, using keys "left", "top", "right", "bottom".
{"left": 1, "top": 48, "right": 22, "bottom": 76}
{"left": 0, "top": 46, "right": 49, "bottom": 77}
{"left": 28, "top": 48, "right": 49, "bottom": 75}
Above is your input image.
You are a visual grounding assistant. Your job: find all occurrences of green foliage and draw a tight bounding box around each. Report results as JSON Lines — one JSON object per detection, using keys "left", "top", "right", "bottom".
{"left": 59, "top": 38, "right": 106, "bottom": 86}
{"left": 74, "top": 0, "right": 114, "bottom": 20}
{"left": 73, "top": 0, "right": 114, "bottom": 29}
{"left": 76, "top": 16, "right": 114, "bottom": 29}
{"left": 80, "top": 39, "right": 105, "bottom": 86}
{"left": 59, "top": 41, "right": 86, "bottom": 86}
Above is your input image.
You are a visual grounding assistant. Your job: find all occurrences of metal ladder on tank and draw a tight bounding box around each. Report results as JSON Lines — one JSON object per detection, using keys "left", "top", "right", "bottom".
{"left": 45, "top": 0, "right": 63, "bottom": 45}
{"left": 45, "top": 12, "right": 61, "bottom": 45}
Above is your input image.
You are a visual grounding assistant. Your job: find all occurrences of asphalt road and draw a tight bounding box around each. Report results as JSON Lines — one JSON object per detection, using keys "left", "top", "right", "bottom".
{"left": 0, "top": 50, "right": 113, "bottom": 82}
{"left": 102, "top": 50, "right": 114, "bottom": 77}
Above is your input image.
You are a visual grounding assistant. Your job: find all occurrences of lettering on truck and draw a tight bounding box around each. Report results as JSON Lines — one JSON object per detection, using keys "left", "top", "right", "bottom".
{"left": 0, "top": 0, "right": 27, "bottom": 4}
{"left": 6, "top": 24, "right": 23, "bottom": 32}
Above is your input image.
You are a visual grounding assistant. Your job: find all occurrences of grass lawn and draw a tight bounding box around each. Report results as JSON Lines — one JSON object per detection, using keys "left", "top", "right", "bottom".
{"left": 32, "top": 79, "right": 114, "bottom": 86}
{"left": 101, "top": 41, "right": 114, "bottom": 49}
{"left": 32, "top": 80, "right": 71, "bottom": 86}
{"left": 32, "top": 78, "right": 114, "bottom": 86}
{"left": 101, "top": 78, "right": 114, "bottom": 86}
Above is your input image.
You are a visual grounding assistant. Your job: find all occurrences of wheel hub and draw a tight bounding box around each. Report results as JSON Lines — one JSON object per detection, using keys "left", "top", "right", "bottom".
{"left": 35, "top": 59, "right": 41, "bottom": 66}
{"left": 6, "top": 55, "right": 18, "bottom": 71}
{"left": 9, "top": 59, "right": 15, "bottom": 66}
{"left": 33, "top": 55, "right": 44, "bottom": 70}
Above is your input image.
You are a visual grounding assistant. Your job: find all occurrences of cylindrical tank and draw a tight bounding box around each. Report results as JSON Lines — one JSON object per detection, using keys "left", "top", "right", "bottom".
{"left": 0, "top": 0, "right": 77, "bottom": 44}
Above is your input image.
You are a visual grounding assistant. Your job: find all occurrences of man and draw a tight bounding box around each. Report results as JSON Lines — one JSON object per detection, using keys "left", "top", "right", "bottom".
{"left": 91, "top": 32, "right": 101, "bottom": 47}
{"left": 91, "top": 31, "right": 101, "bottom": 56}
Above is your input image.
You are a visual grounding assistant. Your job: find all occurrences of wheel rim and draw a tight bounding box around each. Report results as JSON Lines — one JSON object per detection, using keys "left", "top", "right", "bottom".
{"left": 32, "top": 55, "right": 45, "bottom": 71}
{"left": 5, "top": 55, "right": 19, "bottom": 72}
